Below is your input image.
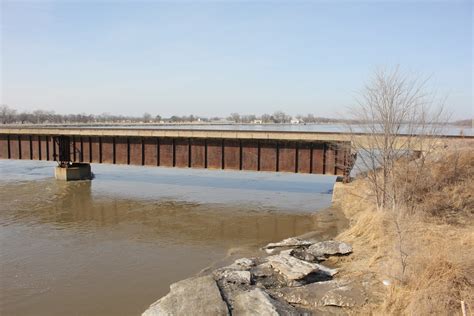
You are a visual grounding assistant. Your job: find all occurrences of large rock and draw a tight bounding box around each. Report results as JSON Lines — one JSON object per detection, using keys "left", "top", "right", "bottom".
{"left": 266, "top": 251, "right": 320, "bottom": 280}
{"left": 273, "top": 279, "right": 367, "bottom": 308}
{"left": 232, "top": 288, "right": 299, "bottom": 316}
{"left": 306, "top": 241, "right": 352, "bottom": 257}
{"left": 263, "top": 237, "right": 314, "bottom": 252}
{"left": 142, "top": 275, "right": 229, "bottom": 316}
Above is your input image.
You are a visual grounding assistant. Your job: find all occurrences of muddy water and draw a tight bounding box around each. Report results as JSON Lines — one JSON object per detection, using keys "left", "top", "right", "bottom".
{"left": 0, "top": 160, "right": 347, "bottom": 315}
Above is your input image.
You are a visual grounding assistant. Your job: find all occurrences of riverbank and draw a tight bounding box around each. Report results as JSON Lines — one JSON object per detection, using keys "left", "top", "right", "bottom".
{"left": 142, "top": 144, "right": 473, "bottom": 315}
{"left": 332, "top": 145, "right": 473, "bottom": 315}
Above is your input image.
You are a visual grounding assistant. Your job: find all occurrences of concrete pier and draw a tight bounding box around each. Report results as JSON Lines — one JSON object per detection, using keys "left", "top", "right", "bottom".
{"left": 55, "top": 163, "right": 92, "bottom": 181}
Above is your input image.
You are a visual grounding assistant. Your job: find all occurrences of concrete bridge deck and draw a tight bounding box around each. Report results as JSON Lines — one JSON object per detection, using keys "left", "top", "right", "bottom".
{"left": 0, "top": 126, "right": 370, "bottom": 142}
{"left": 1, "top": 126, "right": 469, "bottom": 144}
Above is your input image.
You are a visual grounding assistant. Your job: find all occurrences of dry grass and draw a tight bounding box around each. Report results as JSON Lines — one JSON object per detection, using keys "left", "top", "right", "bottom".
{"left": 334, "top": 146, "right": 474, "bottom": 315}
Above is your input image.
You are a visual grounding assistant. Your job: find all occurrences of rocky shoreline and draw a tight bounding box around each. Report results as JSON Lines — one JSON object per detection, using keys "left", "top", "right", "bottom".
{"left": 143, "top": 238, "right": 371, "bottom": 315}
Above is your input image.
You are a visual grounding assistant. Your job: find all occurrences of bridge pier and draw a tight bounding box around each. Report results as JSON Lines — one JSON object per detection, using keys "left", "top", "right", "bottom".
{"left": 55, "top": 163, "right": 92, "bottom": 181}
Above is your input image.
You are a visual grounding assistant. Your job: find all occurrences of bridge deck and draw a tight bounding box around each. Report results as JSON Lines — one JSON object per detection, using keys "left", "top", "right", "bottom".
{"left": 0, "top": 127, "right": 365, "bottom": 141}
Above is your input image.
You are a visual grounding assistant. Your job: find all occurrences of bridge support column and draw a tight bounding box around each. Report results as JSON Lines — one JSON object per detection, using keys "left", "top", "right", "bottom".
{"left": 55, "top": 163, "right": 93, "bottom": 181}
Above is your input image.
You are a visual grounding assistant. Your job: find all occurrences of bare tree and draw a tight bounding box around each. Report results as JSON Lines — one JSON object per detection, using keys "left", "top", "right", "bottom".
{"left": 241, "top": 114, "right": 256, "bottom": 123}
{"left": 347, "top": 66, "right": 448, "bottom": 211}
{"left": 346, "top": 67, "right": 449, "bottom": 283}
{"left": 0, "top": 105, "right": 17, "bottom": 124}
{"left": 272, "top": 111, "right": 292, "bottom": 123}
{"left": 260, "top": 113, "right": 272, "bottom": 123}
{"left": 142, "top": 113, "right": 152, "bottom": 123}
{"left": 228, "top": 113, "right": 241, "bottom": 123}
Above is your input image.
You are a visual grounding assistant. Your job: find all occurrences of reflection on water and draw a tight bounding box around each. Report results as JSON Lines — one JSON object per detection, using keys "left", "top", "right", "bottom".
{"left": 0, "top": 179, "right": 337, "bottom": 245}
{"left": 0, "top": 160, "right": 346, "bottom": 315}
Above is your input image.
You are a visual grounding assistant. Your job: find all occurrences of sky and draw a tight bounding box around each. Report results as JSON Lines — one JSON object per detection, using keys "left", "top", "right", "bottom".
{"left": 1, "top": 0, "right": 472, "bottom": 119}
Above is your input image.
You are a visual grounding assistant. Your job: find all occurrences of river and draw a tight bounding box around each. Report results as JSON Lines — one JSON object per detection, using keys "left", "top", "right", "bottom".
{"left": 25, "top": 123, "right": 472, "bottom": 136}
{"left": 0, "top": 160, "right": 347, "bottom": 315}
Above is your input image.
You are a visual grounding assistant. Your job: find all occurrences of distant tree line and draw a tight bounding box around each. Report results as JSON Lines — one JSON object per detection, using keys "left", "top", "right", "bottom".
{"left": 3, "top": 104, "right": 465, "bottom": 126}
{"left": 226, "top": 111, "right": 347, "bottom": 123}
{"left": 0, "top": 105, "right": 195, "bottom": 124}
{"left": 0, "top": 105, "right": 351, "bottom": 125}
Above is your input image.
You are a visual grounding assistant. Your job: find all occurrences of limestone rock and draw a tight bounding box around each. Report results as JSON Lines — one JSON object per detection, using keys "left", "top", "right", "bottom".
{"left": 216, "top": 258, "right": 256, "bottom": 273}
{"left": 215, "top": 270, "right": 251, "bottom": 285}
{"left": 263, "top": 237, "right": 314, "bottom": 250}
{"left": 290, "top": 248, "right": 319, "bottom": 262}
{"left": 273, "top": 279, "right": 367, "bottom": 308}
{"left": 142, "top": 275, "right": 229, "bottom": 316}
{"left": 310, "top": 306, "right": 349, "bottom": 315}
{"left": 307, "top": 241, "right": 352, "bottom": 257}
{"left": 251, "top": 262, "right": 289, "bottom": 289}
{"left": 217, "top": 280, "right": 253, "bottom": 311}
{"left": 315, "top": 263, "right": 338, "bottom": 277}
{"left": 290, "top": 249, "right": 327, "bottom": 263}
{"left": 232, "top": 258, "right": 256, "bottom": 270}
{"left": 251, "top": 262, "right": 274, "bottom": 278}
{"left": 232, "top": 288, "right": 299, "bottom": 316}
{"left": 267, "top": 251, "right": 320, "bottom": 280}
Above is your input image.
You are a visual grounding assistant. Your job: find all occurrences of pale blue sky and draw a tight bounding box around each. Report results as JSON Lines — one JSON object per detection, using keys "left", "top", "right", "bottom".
{"left": 1, "top": 1, "right": 472, "bottom": 119}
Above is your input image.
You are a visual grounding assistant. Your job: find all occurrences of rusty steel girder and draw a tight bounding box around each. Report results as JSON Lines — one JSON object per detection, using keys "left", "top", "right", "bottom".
{"left": 0, "top": 134, "right": 353, "bottom": 177}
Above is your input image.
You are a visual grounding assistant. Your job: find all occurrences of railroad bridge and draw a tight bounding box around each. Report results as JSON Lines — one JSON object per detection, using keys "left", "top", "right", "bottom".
{"left": 0, "top": 127, "right": 353, "bottom": 180}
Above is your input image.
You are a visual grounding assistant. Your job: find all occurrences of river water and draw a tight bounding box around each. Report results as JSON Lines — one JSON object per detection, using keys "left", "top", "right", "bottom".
{"left": 34, "top": 122, "right": 472, "bottom": 136}
{"left": 0, "top": 160, "right": 347, "bottom": 315}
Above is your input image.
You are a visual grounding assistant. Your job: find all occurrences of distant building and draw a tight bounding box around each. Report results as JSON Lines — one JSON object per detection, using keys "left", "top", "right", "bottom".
{"left": 252, "top": 119, "right": 263, "bottom": 124}
{"left": 290, "top": 119, "right": 300, "bottom": 124}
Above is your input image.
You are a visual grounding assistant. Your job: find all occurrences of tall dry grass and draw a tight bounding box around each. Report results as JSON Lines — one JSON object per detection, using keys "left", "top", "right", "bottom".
{"left": 334, "top": 145, "right": 473, "bottom": 315}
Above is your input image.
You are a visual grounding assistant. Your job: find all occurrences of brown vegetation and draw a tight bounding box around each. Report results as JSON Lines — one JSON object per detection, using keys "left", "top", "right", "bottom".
{"left": 334, "top": 144, "right": 473, "bottom": 315}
